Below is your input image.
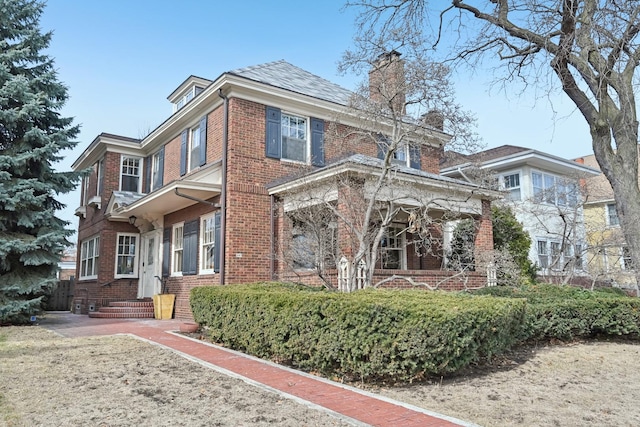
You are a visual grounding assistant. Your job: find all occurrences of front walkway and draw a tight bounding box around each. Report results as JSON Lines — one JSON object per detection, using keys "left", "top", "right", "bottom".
{"left": 40, "top": 312, "right": 478, "bottom": 427}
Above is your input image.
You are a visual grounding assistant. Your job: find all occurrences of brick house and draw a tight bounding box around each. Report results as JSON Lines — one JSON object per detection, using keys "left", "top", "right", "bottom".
{"left": 72, "top": 56, "right": 497, "bottom": 319}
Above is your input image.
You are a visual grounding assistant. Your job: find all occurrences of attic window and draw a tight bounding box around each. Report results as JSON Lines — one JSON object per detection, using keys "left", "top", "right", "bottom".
{"left": 174, "top": 86, "right": 204, "bottom": 111}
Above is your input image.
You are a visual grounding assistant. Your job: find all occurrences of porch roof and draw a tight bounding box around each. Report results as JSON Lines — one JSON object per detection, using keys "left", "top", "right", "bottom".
{"left": 105, "top": 180, "right": 221, "bottom": 224}
{"left": 267, "top": 154, "right": 500, "bottom": 199}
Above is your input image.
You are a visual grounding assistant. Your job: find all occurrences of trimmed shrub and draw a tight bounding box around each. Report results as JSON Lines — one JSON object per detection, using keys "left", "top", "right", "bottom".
{"left": 191, "top": 283, "right": 526, "bottom": 382}
{"left": 473, "top": 284, "right": 640, "bottom": 341}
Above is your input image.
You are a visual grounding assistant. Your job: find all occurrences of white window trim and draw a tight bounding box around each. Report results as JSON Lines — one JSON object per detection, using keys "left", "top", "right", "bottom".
{"left": 280, "top": 112, "right": 310, "bottom": 164}
{"left": 171, "top": 222, "right": 184, "bottom": 276}
{"left": 530, "top": 170, "right": 577, "bottom": 207}
{"left": 499, "top": 170, "right": 522, "bottom": 201}
{"left": 381, "top": 226, "right": 406, "bottom": 270}
{"left": 114, "top": 232, "right": 139, "bottom": 278}
{"left": 96, "top": 158, "right": 103, "bottom": 196}
{"left": 119, "top": 155, "right": 143, "bottom": 193}
{"left": 150, "top": 150, "right": 162, "bottom": 192}
{"left": 79, "top": 235, "right": 100, "bottom": 280}
{"left": 606, "top": 203, "right": 620, "bottom": 227}
{"left": 188, "top": 124, "right": 201, "bottom": 173}
{"left": 200, "top": 213, "right": 216, "bottom": 274}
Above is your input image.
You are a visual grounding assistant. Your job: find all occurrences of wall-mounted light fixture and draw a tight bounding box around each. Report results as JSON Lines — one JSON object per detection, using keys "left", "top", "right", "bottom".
{"left": 128, "top": 215, "right": 137, "bottom": 226}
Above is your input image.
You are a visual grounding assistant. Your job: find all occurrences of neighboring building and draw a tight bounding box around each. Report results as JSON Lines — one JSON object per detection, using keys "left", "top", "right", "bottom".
{"left": 72, "top": 57, "right": 497, "bottom": 319}
{"left": 441, "top": 145, "right": 600, "bottom": 281}
{"left": 575, "top": 151, "right": 639, "bottom": 288}
{"left": 58, "top": 247, "right": 76, "bottom": 281}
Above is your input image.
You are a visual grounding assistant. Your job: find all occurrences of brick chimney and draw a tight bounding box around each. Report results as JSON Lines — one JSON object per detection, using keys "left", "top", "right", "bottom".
{"left": 422, "top": 110, "right": 444, "bottom": 131}
{"left": 368, "top": 51, "right": 405, "bottom": 115}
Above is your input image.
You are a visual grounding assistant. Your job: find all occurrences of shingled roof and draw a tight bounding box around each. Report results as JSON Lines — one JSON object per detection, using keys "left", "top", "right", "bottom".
{"left": 228, "top": 60, "right": 353, "bottom": 105}
{"left": 440, "top": 145, "right": 533, "bottom": 169}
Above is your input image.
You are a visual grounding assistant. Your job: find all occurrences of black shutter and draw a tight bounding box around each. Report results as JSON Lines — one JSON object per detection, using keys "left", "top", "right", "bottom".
{"left": 183, "top": 219, "right": 199, "bottom": 275}
{"left": 144, "top": 155, "right": 151, "bottom": 193}
{"left": 180, "top": 129, "right": 188, "bottom": 176}
{"left": 310, "top": 117, "right": 325, "bottom": 167}
{"left": 409, "top": 145, "right": 421, "bottom": 169}
{"left": 162, "top": 227, "right": 171, "bottom": 277}
{"left": 156, "top": 145, "right": 165, "bottom": 188}
{"left": 265, "top": 106, "right": 281, "bottom": 159}
{"left": 213, "top": 211, "right": 221, "bottom": 273}
{"left": 199, "top": 115, "right": 207, "bottom": 166}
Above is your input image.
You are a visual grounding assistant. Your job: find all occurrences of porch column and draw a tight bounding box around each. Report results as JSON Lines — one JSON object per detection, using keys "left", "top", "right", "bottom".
{"left": 335, "top": 176, "right": 366, "bottom": 259}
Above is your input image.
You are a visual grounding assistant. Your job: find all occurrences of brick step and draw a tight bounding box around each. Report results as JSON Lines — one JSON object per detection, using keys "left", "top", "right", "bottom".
{"left": 89, "top": 310, "right": 155, "bottom": 319}
{"left": 98, "top": 306, "right": 154, "bottom": 314}
{"left": 109, "top": 300, "right": 153, "bottom": 308}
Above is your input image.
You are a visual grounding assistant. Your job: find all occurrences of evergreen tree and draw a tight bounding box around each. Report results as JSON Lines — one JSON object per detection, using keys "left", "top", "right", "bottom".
{"left": 0, "top": 0, "right": 81, "bottom": 323}
{"left": 492, "top": 205, "right": 537, "bottom": 283}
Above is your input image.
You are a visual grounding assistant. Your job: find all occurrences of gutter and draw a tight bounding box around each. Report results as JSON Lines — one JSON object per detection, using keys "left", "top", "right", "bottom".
{"left": 218, "top": 89, "right": 229, "bottom": 285}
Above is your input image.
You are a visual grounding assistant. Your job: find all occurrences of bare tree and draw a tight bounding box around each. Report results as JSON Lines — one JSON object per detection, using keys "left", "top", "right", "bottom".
{"left": 348, "top": 0, "right": 640, "bottom": 286}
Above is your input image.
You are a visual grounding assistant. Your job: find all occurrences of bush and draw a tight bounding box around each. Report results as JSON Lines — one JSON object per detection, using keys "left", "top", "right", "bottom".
{"left": 191, "top": 283, "right": 526, "bottom": 382}
{"left": 473, "top": 284, "right": 640, "bottom": 341}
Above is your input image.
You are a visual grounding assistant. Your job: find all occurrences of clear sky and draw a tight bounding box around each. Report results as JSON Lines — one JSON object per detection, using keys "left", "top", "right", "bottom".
{"left": 39, "top": 0, "right": 593, "bottom": 239}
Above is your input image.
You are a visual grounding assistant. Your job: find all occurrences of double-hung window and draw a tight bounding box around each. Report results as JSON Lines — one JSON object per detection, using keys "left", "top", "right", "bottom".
{"left": 266, "top": 106, "right": 325, "bottom": 166}
{"left": 189, "top": 125, "right": 201, "bottom": 171}
{"left": 80, "top": 235, "right": 99, "bottom": 279}
{"left": 180, "top": 116, "right": 207, "bottom": 176}
{"left": 607, "top": 203, "right": 619, "bottom": 226}
{"left": 171, "top": 223, "right": 184, "bottom": 275}
{"left": 151, "top": 150, "right": 163, "bottom": 191}
{"left": 281, "top": 113, "right": 307, "bottom": 162}
{"left": 115, "top": 233, "right": 138, "bottom": 277}
{"left": 96, "top": 158, "right": 104, "bottom": 196}
{"left": 381, "top": 226, "right": 404, "bottom": 269}
{"left": 537, "top": 240, "right": 549, "bottom": 268}
{"left": 200, "top": 213, "right": 220, "bottom": 274}
{"left": 501, "top": 173, "right": 521, "bottom": 201}
{"left": 120, "top": 156, "right": 142, "bottom": 192}
{"left": 622, "top": 247, "right": 635, "bottom": 270}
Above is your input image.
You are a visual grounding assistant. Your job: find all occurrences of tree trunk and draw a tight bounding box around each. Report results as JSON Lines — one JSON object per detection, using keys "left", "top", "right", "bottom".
{"left": 591, "top": 129, "right": 640, "bottom": 294}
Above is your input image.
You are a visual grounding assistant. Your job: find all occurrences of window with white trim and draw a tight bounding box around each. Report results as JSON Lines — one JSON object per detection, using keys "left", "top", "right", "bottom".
{"left": 537, "top": 239, "right": 579, "bottom": 271}
{"left": 96, "top": 158, "right": 104, "bottom": 196}
{"left": 200, "top": 213, "right": 216, "bottom": 273}
{"left": 120, "top": 156, "right": 142, "bottom": 192}
{"left": 537, "top": 240, "right": 549, "bottom": 268}
{"left": 173, "top": 86, "right": 204, "bottom": 112}
{"left": 151, "top": 150, "right": 163, "bottom": 191}
{"left": 380, "top": 226, "right": 405, "bottom": 269}
{"left": 501, "top": 173, "right": 521, "bottom": 201}
{"left": 115, "top": 233, "right": 138, "bottom": 277}
{"left": 281, "top": 113, "right": 308, "bottom": 162}
{"left": 531, "top": 171, "right": 577, "bottom": 207}
{"left": 189, "top": 125, "right": 201, "bottom": 172}
{"left": 622, "top": 247, "right": 635, "bottom": 270}
{"left": 79, "top": 235, "right": 99, "bottom": 279}
{"left": 607, "top": 203, "right": 619, "bottom": 226}
{"left": 171, "top": 223, "right": 184, "bottom": 275}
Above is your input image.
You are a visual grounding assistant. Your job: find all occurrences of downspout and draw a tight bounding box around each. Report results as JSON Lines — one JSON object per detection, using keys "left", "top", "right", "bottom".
{"left": 218, "top": 89, "right": 229, "bottom": 285}
{"left": 270, "top": 194, "right": 275, "bottom": 279}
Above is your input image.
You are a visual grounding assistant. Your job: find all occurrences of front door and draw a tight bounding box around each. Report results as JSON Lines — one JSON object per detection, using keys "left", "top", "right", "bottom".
{"left": 138, "top": 230, "right": 161, "bottom": 298}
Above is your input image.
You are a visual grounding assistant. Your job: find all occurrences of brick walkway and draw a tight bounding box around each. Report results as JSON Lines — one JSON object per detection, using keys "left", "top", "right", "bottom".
{"left": 40, "top": 312, "right": 478, "bottom": 427}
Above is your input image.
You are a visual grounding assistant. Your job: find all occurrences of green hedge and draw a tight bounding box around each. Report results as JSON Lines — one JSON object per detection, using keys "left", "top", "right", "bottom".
{"left": 474, "top": 284, "right": 640, "bottom": 340}
{"left": 191, "top": 283, "right": 526, "bottom": 382}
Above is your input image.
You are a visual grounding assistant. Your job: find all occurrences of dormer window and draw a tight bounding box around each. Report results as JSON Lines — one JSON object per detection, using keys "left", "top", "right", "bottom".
{"left": 173, "top": 86, "right": 204, "bottom": 112}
